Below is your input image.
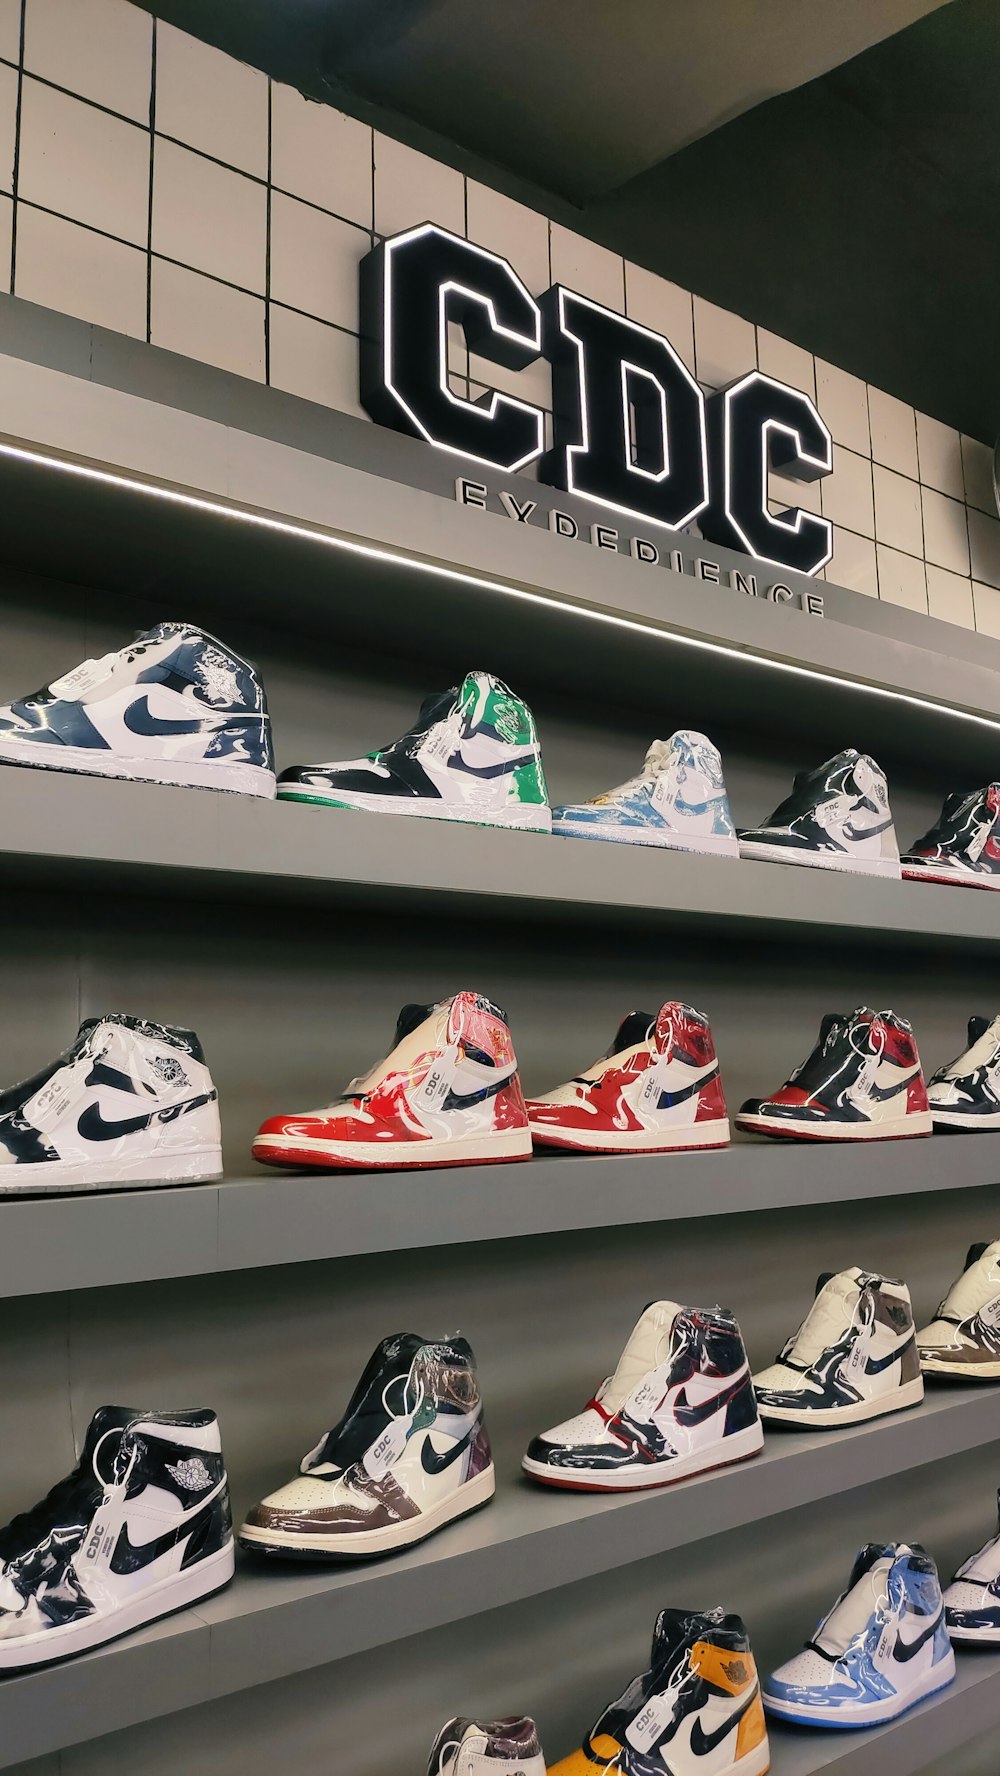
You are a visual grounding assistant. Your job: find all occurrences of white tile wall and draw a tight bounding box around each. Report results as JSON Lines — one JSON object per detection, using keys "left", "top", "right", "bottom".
{"left": 0, "top": 0, "right": 995, "bottom": 635}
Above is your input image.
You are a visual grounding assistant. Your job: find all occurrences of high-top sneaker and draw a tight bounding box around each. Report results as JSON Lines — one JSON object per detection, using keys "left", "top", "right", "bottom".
{"left": 0, "top": 1405, "right": 234, "bottom": 1671}
{"left": 0, "top": 1014, "right": 222, "bottom": 1193}
{"left": 736, "top": 1007, "right": 931, "bottom": 1141}
{"left": 902, "top": 785, "right": 1000, "bottom": 888}
{"left": 0, "top": 623, "right": 274, "bottom": 796}
{"left": 522, "top": 1300, "right": 762, "bottom": 1490}
{"left": 551, "top": 731, "right": 738, "bottom": 855}
{"left": 927, "top": 1016, "right": 1000, "bottom": 1130}
{"left": 239, "top": 1332, "right": 494, "bottom": 1558}
{"left": 549, "top": 1607, "right": 769, "bottom": 1776}
{"left": 738, "top": 749, "right": 900, "bottom": 876}
{"left": 428, "top": 1717, "right": 546, "bottom": 1776}
{"left": 944, "top": 1492, "right": 1000, "bottom": 1641}
{"left": 917, "top": 1238, "right": 1000, "bottom": 1379}
{"left": 526, "top": 1003, "right": 729, "bottom": 1154}
{"left": 753, "top": 1267, "right": 923, "bottom": 1427}
{"left": 764, "top": 1542, "right": 954, "bottom": 1726}
{"left": 253, "top": 992, "right": 531, "bottom": 1171}
{"left": 276, "top": 670, "right": 549, "bottom": 831}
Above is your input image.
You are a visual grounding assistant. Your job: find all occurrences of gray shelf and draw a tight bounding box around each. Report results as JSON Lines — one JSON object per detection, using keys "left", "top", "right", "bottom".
{"left": 1, "top": 769, "right": 1000, "bottom": 951}
{"left": 0, "top": 1386, "right": 996, "bottom": 1769}
{"left": 4, "top": 1132, "right": 1000, "bottom": 1299}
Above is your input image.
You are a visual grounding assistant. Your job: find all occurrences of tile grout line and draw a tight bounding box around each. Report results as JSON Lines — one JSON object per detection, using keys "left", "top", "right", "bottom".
{"left": 145, "top": 17, "right": 156, "bottom": 346}
{"left": 264, "top": 78, "right": 272, "bottom": 386}
{"left": 8, "top": 0, "right": 24, "bottom": 298}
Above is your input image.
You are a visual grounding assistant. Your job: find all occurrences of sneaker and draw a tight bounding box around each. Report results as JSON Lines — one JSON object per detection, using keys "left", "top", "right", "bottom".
{"left": 753, "top": 1267, "right": 923, "bottom": 1427}
{"left": 277, "top": 670, "right": 550, "bottom": 831}
{"left": 902, "top": 785, "right": 1000, "bottom": 888}
{"left": 917, "top": 1239, "right": 1000, "bottom": 1379}
{"left": 927, "top": 1016, "right": 1000, "bottom": 1130}
{"left": 522, "top": 1300, "right": 762, "bottom": 1490}
{"left": 763, "top": 1542, "right": 954, "bottom": 1727}
{"left": 738, "top": 749, "right": 900, "bottom": 877}
{"left": 239, "top": 1332, "right": 495, "bottom": 1559}
{"left": 0, "top": 1014, "right": 223, "bottom": 1194}
{"left": 0, "top": 1405, "right": 234, "bottom": 1671}
{"left": 736, "top": 1007, "right": 932, "bottom": 1141}
{"left": 548, "top": 1606, "right": 769, "bottom": 1776}
{"left": 526, "top": 1003, "right": 729, "bottom": 1154}
{"left": 253, "top": 992, "right": 531, "bottom": 1171}
{"left": 428, "top": 1717, "right": 546, "bottom": 1776}
{"left": 944, "top": 1492, "right": 1000, "bottom": 1641}
{"left": 0, "top": 623, "right": 274, "bottom": 797}
{"left": 551, "top": 730, "right": 737, "bottom": 855}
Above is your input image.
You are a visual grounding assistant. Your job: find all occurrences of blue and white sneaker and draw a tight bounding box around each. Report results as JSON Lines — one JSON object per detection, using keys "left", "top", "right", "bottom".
{"left": 0, "top": 623, "right": 275, "bottom": 797}
{"left": 764, "top": 1542, "right": 955, "bottom": 1728}
{"left": 944, "top": 1492, "right": 1000, "bottom": 1641}
{"left": 552, "top": 730, "right": 737, "bottom": 854}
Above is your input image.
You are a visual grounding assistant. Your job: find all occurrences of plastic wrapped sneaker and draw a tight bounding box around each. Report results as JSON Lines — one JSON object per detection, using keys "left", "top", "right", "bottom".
{"left": 903, "top": 785, "right": 1000, "bottom": 888}
{"left": 552, "top": 730, "right": 738, "bottom": 855}
{"left": 944, "top": 1490, "right": 1000, "bottom": 1641}
{"left": 276, "top": 669, "right": 550, "bottom": 831}
{"left": 527, "top": 1002, "right": 729, "bottom": 1154}
{"left": 754, "top": 1267, "right": 923, "bottom": 1427}
{"left": 764, "top": 1542, "right": 954, "bottom": 1727}
{"left": 738, "top": 749, "right": 900, "bottom": 877}
{"left": 917, "top": 1238, "right": 1000, "bottom": 1379}
{"left": 927, "top": 1016, "right": 1000, "bottom": 1130}
{"left": 428, "top": 1716, "right": 546, "bottom": 1776}
{"left": 736, "top": 1007, "right": 931, "bottom": 1142}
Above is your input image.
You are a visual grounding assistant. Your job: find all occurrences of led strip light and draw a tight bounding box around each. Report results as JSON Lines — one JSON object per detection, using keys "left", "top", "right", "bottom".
{"left": 3, "top": 434, "right": 999, "bottom": 737}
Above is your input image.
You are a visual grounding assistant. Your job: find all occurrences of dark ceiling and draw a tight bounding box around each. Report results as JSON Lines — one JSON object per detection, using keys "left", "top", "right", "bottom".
{"left": 136, "top": 0, "right": 999, "bottom": 443}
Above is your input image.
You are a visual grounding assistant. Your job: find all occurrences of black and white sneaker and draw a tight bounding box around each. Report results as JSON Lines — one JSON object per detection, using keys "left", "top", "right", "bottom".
{"left": 738, "top": 749, "right": 900, "bottom": 876}
{"left": 0, "top": 1015, "right": 222, "bottom": 1194}
{"left": 736, "top": 1007, "right": 932, "bottom": 1142}
{"left": 927, "top": 1016, "right": 1000, "bottom": 1130}
{"left": 0, "top": 1406, "right": 234, "bottom": 1671}
{"left": 277, "top": 670, "right": 550, "bottom": 831}
{"left": 903, "top": 785, "right": 1000, "bottom": 888}
{"left": 753, "top": 1267, "right": 924, "bottom": 1427}
{"left": 0, "top": 622, "right": 275, "bottom": 797}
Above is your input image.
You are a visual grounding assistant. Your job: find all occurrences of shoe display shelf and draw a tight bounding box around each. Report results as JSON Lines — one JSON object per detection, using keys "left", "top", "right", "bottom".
{"left": 1, "top": 344, "right": 1000, "bottom": 1776}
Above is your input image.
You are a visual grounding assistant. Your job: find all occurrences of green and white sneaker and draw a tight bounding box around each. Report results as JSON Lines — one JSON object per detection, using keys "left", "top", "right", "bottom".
{"left": 277, "top": 670, "right": 551, "bottom": 831}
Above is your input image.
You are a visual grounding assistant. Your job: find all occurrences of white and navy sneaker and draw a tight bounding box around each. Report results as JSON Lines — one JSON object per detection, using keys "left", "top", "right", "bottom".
{"left": 927, "top": 1016, "right": 1000, "bottom": 1130}
{"left": 0, "top": 622, "right": 274, "bottom": 796}
{"left": 903, "top": 785, "right": 1000, "bottom": 888}
{"left": 0, "top": 1014, "right": 223, "bottom": 1194}
{"left": 754, "top": 1267, "right": 923, "bottom": 1428}
{"left": 764, "top": 1542, "right": 954, "bottom": 1728}
{"left": 944, "top": 1493, "right": 1000, "bottom": 1641}
{"left": 549, "top": 1607, "right": 769, "bottom": 1776}
{"left": 917, "top": 1238, "right": 1000, "bottom": 1379}
{"left": 552, "top": 730, "right": 738, "bottom": 855}
{"left": 0, "top": 1405, "right": 234, "bottom": 1671}
{"left": 428, "top": 1717, "right": 546, "bottom": 1776}
{"left": 736, "top": 1007, "right": 932, "bottom": 1142}
{"left": 239, "top": 1332, "right": 495, "bottom": 1558}
{"left": 522, "top": 1300, "right": 763, "bottom": 1491}
{"left": 738, "top": 749, "right": 900, "bottom": 876}
{"left": 277, "top": 670, "right": 550, "bottom": 831}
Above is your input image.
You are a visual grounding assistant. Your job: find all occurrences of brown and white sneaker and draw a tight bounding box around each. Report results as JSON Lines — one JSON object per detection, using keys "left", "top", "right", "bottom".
{"left": 918, "top": 1240, "right": 1000, "bottom": 1380}
{"left": 238, "top": 1332, "right": 495, "bottom": 1559}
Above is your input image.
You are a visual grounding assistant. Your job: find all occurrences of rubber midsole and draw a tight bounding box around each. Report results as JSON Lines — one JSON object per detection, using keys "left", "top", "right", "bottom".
{"left": 552, "top": 820, "right": 738, "bottom": 855}
{"left": 0, "top": 738, "right": 274, "bottom": 797}
{"left": 738, "top": 840, "right": 901, "bottom": 877}
{"left": 756, "top": 1376, "right": 924, "bottom": 1427}
{"left": 0, "top": 1146, "right": 223, "bottom": 1195}
{"left": 239, "top": 1465, "right": 496, "bottom": 1555}
{"left": 737, "top": 1111, "right": 932, "bottom": 1140}
{"left": 528, "top": 1119, "right": 730, "bottom": 1151}
{"left": 522, "top": 1421, "right": 764, "bottom": 1489}
{"left": 278, "top": 786, "right": 550, "bottom": 830}
{"left": 253, "top": 1129, "right": 532, "bottom": 1166}
{"left": 763, "top": 1656, "right": 954, "bottom": 1725}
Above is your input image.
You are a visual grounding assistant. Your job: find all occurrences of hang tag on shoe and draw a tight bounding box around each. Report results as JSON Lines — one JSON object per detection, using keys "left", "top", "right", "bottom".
{"left": 415, "top": 1047, "right": 459, "bottom": 1115}
{"left": 49, "top": 655, "right": 115, "bottom": 700}
{"left": 626, "top": 1691, "right": 675, "bottom": 1753}
{"left": 24, "top": 1059, "right": 90, "bottom": 1135}
{"left": 624, "top": 1360, "right": 673, "bottom": 1422}
{"left": 638, "top": 1057, "right": 672, "bottom": 1114}
{"left": 978, "top": 1295, "right": 1000, "bottom": 1328}
{"left": 363, "top": 1411, "right": 415, "bottom": 1481}
{"left": 651, "top": 773, "right": 679, "bottom": 818}
{"left": 844, "top": 1328, "right": 872, "bottom": 1382}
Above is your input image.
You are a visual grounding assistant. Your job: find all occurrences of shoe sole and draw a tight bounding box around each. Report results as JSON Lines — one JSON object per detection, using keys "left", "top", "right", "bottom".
{"left": 521, "top": 1422, "right": 764, "bottom": 1491}
{"left": 763, "top": 1654, "right": 955, "bottom": 1727}
{"left": 735, "top": 1112, "right": 932, "bottom": 1141}
{"left": 902, "top": 866, "right": 1000, "bottom": 889}
{"left": 945, "top": 1620, "right": 1000, "bottom": 1642}
{"left": 920, "top": 1356, "right": 1000, "bottom": 1379}
{"left": 252, "top": 1130, "right": 533, "bottom": 1170}
{"left": 0, "top": 1146, "right": 224, "bottom": 1195}
{"left": 929, "top": 1110, "right": 1000, "bottom": 1131}
{"left": 737, "top": 841, "right": 901, "bottom": 878}
{"left": 756, "top": 1377, "right": 924, "bottom": 1428}
{"left": 0, "top": 738, "right": 275, "bottom": 798}
{"left": 277, "top": 786, "right": 551, "bottom": 831}
{"left": 528, "top": 1120, "right": 730, "bottom": 1153}
{"left": 238, "top": 1464, "right": 496, "bottom": 1559}
{"left": 0, "top": 1540, "right": 235, "bottom": 1671}
{"left": 551, "top": 821, "right": 738, "bottom": 856}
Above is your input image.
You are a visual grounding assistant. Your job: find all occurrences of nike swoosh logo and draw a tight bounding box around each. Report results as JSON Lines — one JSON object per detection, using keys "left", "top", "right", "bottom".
{"left": 688, "top": 1685, "right": 760, "bottom": 1756}
{"left": 77, "top": 1095, "right": 213, "bottom": 1142}
{"left": 420, "top": 1421, "right": 479, "bottom": 1476}
{"left": 864, "top": 1335, "right": 916, "bottom": 1374}
{"left": 893, "top": 1609, "right": 943, "bottom": 1661}
{"left": 644, "top": 1065, "right": 720, "bottom": 1109}
{"left": 446, "top": 749, "right": 535, "bottom": 780}
{"left": 123, "top": 697, "right": 206, "bottom": 738}
{"left": 673, "top": 1367, "right": 749, "bottom": 1427}
{"left": 110, "top": 1502, "right": 214, "bottom": 1574}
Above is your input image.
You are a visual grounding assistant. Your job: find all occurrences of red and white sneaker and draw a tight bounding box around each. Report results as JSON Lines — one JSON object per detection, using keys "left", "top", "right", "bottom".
{"left": 526, "top": 1003, "right": 729, "bottom": 1154}
{"left": 253, "top": 992, "right": 532, "bottom": 1170}
{"left": 737, "top": 1007, "right": 932, "bottom": 1141}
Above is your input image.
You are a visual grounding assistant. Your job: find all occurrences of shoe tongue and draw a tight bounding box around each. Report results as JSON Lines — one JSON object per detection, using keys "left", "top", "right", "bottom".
{"left": 968, "top": 1016, "right": 995, "bottom": 1046}
{"left": 815, "top": 1549, "right": 895, "bottom": 1656}
{"left": 609, "top": 1011, "right": 655, "bottom": 1056}
{"left": 787, "top": 1268, "right": 864, "bottom": 1366}
{"left": 603, "top": 1301, "right": 681, "bottom": 1411}
{"left": 942, "top": 1240, "right": 1000, "bottom": 1322}
{"left": 643, "top": 737, "right": 674, "bottom": 773}
{"left": 818, "top": 1012, "right": 849, "bottom": 1046}
{"left": 394, "top": 1002, "right": 436, "bottom": 1045}
{"left": 651, "top": 1606, "right": 725, "bottom": 1671}
{"left": 348, "top": 1002, "right": 448, "bottom": 1097}
{"left": 80, "top": 1405, "right": 142, "bottom": 1467}
{"left": 307, "top": 1333, "right": 426, "bottom": 1471}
